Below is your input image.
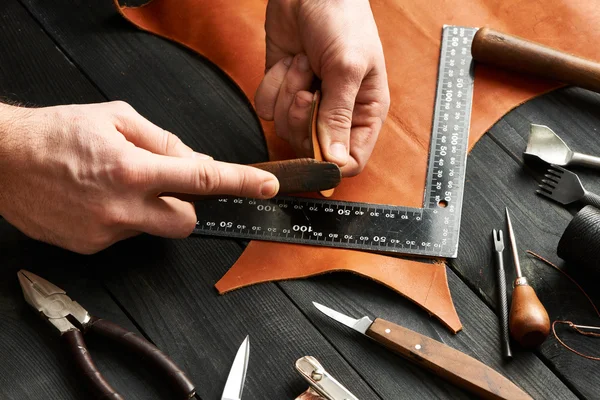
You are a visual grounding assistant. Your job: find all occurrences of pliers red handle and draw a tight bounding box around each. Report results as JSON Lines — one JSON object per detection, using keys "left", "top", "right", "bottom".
{"left": 17, "top": 269, "right": 196, "bottom": 400}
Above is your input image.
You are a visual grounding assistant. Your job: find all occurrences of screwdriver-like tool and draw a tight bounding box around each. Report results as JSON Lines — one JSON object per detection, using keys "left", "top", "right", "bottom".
{"left": 492, "top": 229, "right": 512, "bottom": 360}
{"left": 505, "top": 208, "right": 550, "bottom": 348}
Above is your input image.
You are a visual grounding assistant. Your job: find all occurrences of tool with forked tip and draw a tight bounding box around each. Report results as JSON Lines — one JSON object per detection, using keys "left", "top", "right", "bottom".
{"left": 492, "top": 229, "right": 512, "bottom": 360}
{"left": 505, "top": 209, "right": 550, "bottom": 348}
{"left": 312, "top": 302, "right": 532, "bottom": 399}
{"left": 537, "top": 165, "right": 600, "bottom": 209}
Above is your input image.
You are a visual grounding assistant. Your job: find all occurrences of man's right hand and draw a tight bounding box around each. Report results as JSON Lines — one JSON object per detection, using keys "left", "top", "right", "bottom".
{"left": 0, "top": 101, "right": 279, "bottom": 254}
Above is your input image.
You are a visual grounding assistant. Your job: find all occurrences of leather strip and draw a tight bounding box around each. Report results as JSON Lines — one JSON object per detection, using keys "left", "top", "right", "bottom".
{"left": 113, "top": 0, "right": 600, "bottom": 333}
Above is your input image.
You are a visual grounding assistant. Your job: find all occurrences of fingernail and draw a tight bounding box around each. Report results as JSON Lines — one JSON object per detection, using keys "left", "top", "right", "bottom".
{"left": 296, "top": 54, "right": 310, "bottom": 72}
{"left": 283, "top": 56, "right": 293, "bottom": 67}
{"left": 194, "top": 152, "right": 213, "bottom": 159}
{"left": 260, "top": 179, "right": 279, "bottom": 197}
{"left": 329, "top": 143, "right": 347, "bottom": 163}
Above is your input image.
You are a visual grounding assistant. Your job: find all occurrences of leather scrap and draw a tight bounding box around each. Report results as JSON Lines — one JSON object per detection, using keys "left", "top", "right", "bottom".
{"left": 113, "top": 0, "right": 600, "bottom": 334}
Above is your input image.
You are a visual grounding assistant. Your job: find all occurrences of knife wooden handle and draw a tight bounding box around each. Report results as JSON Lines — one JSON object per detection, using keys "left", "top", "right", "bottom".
{"left": 472, "top": 27, "right": 600, "bottom": 94}
{"left": 367, "top": 318, "right": 532, "bottom": 400}
{"left": 160, "top": 158, "right": 341, "bottom": 201}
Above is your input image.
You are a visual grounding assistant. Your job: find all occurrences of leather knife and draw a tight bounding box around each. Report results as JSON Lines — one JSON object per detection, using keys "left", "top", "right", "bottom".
{"left": 313, "top": 302, "right": 532, "bottom": 400}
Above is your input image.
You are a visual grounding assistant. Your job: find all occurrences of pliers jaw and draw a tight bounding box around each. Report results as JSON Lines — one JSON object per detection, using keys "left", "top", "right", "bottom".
{"left": 17, "top": 269, "right": 90, "bottom": 334}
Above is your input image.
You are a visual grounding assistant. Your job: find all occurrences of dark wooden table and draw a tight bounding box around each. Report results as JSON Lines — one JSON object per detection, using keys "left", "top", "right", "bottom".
{"left": 1, "top": 1, "right": 599, "bottom": 399}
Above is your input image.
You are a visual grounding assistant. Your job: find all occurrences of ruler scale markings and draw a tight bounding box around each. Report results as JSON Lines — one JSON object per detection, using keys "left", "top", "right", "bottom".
{"left": 192, "top": 26, "right": 476, "bottom": 259}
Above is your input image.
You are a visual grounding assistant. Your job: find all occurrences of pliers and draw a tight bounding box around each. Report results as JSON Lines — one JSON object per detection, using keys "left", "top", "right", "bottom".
{"left": 17, "top": 269, "right": 196, "bottom": 400}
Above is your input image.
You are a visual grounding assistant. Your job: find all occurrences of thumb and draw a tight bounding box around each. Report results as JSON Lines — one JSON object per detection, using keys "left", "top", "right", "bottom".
{"left": 108, "top": 101, "right": 199, "bottom": 158}
{"left": 318, "top": 65, "right": 363, "bottom": 167}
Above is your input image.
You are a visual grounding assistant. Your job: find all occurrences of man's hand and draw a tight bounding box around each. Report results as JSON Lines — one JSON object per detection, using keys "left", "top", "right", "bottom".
{"left": 0, "top": 101, "right": 279, "bottom": 254}
{"left": 255, "top": 0, "right": 390, "bottom": 177}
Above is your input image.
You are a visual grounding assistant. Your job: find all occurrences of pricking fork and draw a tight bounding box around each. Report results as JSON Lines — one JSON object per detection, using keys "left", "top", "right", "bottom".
{"left": 492, "top": 229, "right": 512, "bottom": 360}
{"left": 536, "top": 165, "right": 600, "bottom": 209}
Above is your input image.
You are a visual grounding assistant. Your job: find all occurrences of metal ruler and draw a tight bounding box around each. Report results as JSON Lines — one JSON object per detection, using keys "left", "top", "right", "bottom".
{"left": 192, "top": 26, "right": 477, "bottom": 258}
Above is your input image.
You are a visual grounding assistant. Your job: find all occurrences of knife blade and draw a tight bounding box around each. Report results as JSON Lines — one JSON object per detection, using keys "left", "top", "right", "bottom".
{"left": 221, "top": 335, "right": 250, "bottom": 400}
{"left": 313, "top": 302, "right": 532, "bottom": 400}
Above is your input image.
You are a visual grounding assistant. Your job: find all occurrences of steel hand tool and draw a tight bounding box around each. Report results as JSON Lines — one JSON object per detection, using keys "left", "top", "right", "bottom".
{"left": 295, "top": 356, "right": 358, "bottom": 400}
{"left": 221, "top": 336, "right": 249, "bottom": 400}
{"left": 523, "top": 124, "right": 600, "bottom": 169}
{"left": 537, "top": 165, "right": 600, "bottom": 209}
{"left": 313, "top": 302, "right": 532, "bottom": 400}
{"left": 492, "top": 229, "right": 512, "bottom": 360}
{"left": 17, "top": 269, "right": 195, "bottom": 400}
{"left": 505, "top": 209, "right": 550, "bottom": 348}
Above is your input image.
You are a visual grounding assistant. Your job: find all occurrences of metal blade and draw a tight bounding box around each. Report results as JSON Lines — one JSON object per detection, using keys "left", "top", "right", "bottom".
{"left": 505, "top": 208, "right": 523, "bottom": 278}
{"left": 312, "top": 302, "right": 373, "bottom": 335}
{"left": 221, "top": 335, "right": 250, "bottom": 400}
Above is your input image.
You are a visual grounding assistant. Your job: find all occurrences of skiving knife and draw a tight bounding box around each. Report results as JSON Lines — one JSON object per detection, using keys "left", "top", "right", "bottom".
{"left": 313, "top": 302, "right": 532, "bottom": 400}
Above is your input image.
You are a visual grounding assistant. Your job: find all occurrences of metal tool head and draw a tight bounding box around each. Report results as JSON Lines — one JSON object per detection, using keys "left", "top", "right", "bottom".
{"left": 221, "top": 335, "right": 250, "bottom": 400}
{"left": 17, "top": 270, "right": 90, "bottom": 334}
{"left": 524, "top": 124, "right": 573, "bottom": 166}
{"left": 312, "top": 302, "right": 373, "bottom": 335}
{"left": 492, "top": 229, "right": 504, "bottom": 252}
{"left": 504, "top": 209, "right": 523, "bottom": 279}
{"left": 295, "top": 356, "right": 359, "bottom": 400}
{"left": 536, "top": 165, "right": 585, "bottom": 205}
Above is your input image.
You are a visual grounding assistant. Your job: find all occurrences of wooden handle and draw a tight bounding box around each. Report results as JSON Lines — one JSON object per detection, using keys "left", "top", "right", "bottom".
{"left": 472, "top": 27, "right": 600, "bottom": 93}
{"left": 367, "top": 318, "right": 532, "bottom": 400}
{"left": 509, "top": 284, "right": 550, "bottom": 348}
{"left": 160, "top": 158, "right": 341, "bottom": 201}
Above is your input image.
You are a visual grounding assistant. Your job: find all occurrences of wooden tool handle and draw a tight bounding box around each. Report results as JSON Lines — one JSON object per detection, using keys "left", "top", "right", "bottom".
{"left": 509, "top": 284, "right": 550, "bottom": 349}
{"left": 472, "top": 27, "right": 600, "bottom": 93}
{"left": 160, "top": 158, "right": 341, "bottom": 201}
{"left": 367, "top": 318, "right": 532, "bottom": 400}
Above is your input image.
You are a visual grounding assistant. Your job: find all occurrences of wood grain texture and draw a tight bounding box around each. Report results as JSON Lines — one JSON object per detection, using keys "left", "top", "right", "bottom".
{"left": 453, "top": 92, "right": 600, "bottom": 398}
{"left": 0, "top": 2, "right": 183, "bottom": 399}
{"left": 366, "top": 318, "right": 532, "bottom": 400}
{"left": 472, "top": 27, "right": 600, "bottom": 94}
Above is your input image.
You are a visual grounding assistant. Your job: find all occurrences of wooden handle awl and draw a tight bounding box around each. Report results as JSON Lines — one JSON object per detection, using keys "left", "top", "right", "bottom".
{"left": 472, "top": 27, "right": 600, "bottom": 93}
{"left": 160, "top": 158, "right": 341, "bottom": 201}
{"left": 367, "top": 318, "right": 532, "bottom": 400}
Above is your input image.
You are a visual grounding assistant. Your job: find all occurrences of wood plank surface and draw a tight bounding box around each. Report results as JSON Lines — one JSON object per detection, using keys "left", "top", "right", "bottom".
{"left": 1, "top": 0, "right": 596, "bottom": 398}
{"left": 452, "top": 88, "right": 600, "bottom": 398}
{"left": 0, "top": 1, "right": 199, "bottom": 398}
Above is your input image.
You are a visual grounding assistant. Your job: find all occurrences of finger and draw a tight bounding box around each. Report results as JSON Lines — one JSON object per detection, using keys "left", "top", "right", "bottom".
{"left": 141, "top": 156, "right": 280, "bottom": 199}
{"left": 108, "top": 100, "right": 198, "bottom": 158}
{"left": 254, "top": 57, "right": 293, "bottom": 122}
{"left": 287, "top": 90, "right": 314, "bottom": 157}
{"left": 318, "top": 62, "right": 366, "bottom": 167}
{"left": 131, "top": 196, "right": 197, "bottom": 238}
{"left": 343, "top": 70, "right": 390, "bottom": 177}
{"left": 274, "top": 53, "right": 314, "bottom": 146}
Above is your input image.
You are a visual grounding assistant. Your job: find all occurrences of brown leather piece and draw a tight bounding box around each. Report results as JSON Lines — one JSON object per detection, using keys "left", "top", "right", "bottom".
{"left": 113, "top": 0, "right": 600, "bottom": 334}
